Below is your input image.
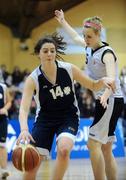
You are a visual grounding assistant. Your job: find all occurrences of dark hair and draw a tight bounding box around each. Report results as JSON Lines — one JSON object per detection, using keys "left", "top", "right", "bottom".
{"left": 34, "top": 32, "right": 67, "bottom": 60}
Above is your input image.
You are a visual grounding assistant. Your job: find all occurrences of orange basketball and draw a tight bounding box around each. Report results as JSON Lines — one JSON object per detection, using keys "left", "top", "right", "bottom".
{"left": 12, "top": 144, "right": 40, "bottom": 172}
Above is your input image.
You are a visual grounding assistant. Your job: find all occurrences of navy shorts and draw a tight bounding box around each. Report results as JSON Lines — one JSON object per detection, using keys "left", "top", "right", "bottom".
{"left": 31, "top": 117, "right": 79, "bottom": 156}
{"left": 0, "top": 115, "right": 8, "bottom": 144}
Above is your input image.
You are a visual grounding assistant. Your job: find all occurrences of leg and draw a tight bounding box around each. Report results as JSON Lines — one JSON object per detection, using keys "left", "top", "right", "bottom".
{"left": 102, "top": 142, "right": 117, "bottom": 180}
{"left": 0, "top": 146, "right": 10, "bottom": 179}
{"left": 87, "top": 138, "right": 106, "bottom": 180}
{"left": 101, "top": 98, "right": 124, "bottom": 180}
{"left": 23, "top": 155, "right": 43, "bottom": 180}
{"left": 0, "top": 146, "right": 7, "bottom": 169}
{"left": 0, "top": 117, "right": 9, "bottom": 178}
{"left": 52, "top": 137, "right": 74, "bottom": 180}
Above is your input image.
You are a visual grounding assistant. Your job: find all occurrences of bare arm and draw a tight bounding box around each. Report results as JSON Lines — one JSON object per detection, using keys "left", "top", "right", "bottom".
{"left": 19, "top": 76, "right": 35, "bottom": 131}
{"left": 72, "top": 64, "right": 115, "bottom": 92}
{"left": 5, "top": 88, "right": 12, "bottom": 110}
{"left": 17, "top": 76, "right": 35, "bottom": 144}
{"left": 104, "top": 53, "right": 116, "bottom": 80}
{"left": 55, "top": 9, "right": 86, "bottom": 47}
{"left": 99, "top": 52, "right": 116, "bottom": 107}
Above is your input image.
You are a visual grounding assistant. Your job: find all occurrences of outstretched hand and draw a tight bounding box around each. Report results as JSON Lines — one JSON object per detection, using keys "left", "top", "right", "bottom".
{"left": 98, "top": 95, "right": 108, "bottom": 109}
{"left": 55, "top": 9, "right": 64, "bottom": 23}
{"left": 102, "top": 77, "right": 115, "bottom": 92}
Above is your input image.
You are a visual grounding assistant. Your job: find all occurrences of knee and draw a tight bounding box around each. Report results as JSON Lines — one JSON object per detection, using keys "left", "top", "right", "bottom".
{"left": 87, "top": 139, "right": 101, "bottom": 151}
{"left": 87, "top": 140, "right": 95, "bottom": 151}
{"left": 87, "top": 141, "right": 92, "bottom": 150}
{"left": 102, "top": 145, "right": 112, "bottom": 156}
{"left": 58, "top": 146, "right": 70, "bottom": 159}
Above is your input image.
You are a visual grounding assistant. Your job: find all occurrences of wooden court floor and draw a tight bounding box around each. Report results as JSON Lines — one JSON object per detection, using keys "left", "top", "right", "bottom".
{"left": 6, "top": 157, "right": 126, "bottom": 180}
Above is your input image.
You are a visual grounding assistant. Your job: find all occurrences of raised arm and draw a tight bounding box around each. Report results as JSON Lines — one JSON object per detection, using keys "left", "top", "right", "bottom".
{"left": 55, "top": 9, "right": 86, "bottom": 47}
{"left": 17, "top": 76, "right": 35, "bottom": 144}
{"left": 72, "top": 64, "right": 115, "bottom": 92}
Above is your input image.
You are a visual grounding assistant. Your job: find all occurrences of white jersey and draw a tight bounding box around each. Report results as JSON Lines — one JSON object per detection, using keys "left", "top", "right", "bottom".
{"left": 85, "top": 42, "right": 123, "bottom": 98}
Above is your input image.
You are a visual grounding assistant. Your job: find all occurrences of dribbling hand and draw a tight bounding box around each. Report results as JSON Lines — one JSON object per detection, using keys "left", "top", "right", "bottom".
{"left": 16, "top": 130, "right": 35, "bottom": 145}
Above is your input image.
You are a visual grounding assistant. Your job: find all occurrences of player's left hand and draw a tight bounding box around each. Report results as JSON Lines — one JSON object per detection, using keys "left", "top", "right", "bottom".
{"left": 98, "top": 95, "right": 108, "bottom": 109}
{"left": 0, "top": 108, "right": 8, "bottom": 115}
{"left": 102, "top": 77, "right": 115, "bottom": 93}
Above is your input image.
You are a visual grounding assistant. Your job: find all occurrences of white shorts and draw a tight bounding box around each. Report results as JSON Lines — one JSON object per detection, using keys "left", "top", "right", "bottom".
{"left": 89, "top": 97, "right": 124, "bottom": 144}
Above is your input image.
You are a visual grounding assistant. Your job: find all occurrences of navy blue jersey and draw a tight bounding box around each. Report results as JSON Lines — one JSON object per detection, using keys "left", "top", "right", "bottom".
{"left": 0, "top": 83, "right": 6, "bottom": 109}
{"left": 30, "top": 61, "right": 79, "bottom": 122}
{"left": 0, "top": 83, "right": 8, "bottom": 144}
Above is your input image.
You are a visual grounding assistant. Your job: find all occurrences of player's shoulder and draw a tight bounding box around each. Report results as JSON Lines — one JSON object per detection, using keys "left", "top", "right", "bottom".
{"left": 57, "top": 60, "right": 72, "bottom": 69}
{"left": 30, "top": 66, "right": 41, "bottom": 76}
{"left": 0, "top": 82, "right": 7, "bottom": 89}
{"left": 29, "top": 66, "right": 42, "bottom": 80}
{"left": 101, "top": 42, "right": 114, "bottom": 52}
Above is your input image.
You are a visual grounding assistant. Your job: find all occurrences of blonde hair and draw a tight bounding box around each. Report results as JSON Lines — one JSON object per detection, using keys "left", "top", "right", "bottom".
{"left": 83, "top": 16, "right": 102, "bottom": 32}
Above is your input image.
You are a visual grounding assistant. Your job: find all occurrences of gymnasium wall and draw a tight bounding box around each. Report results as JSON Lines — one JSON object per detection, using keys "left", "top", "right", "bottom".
{"left": 0, "top": 0, "right": 126, "bottom": 72}
{"left": 0, "top": 24, "right": 13, "bottom": 70}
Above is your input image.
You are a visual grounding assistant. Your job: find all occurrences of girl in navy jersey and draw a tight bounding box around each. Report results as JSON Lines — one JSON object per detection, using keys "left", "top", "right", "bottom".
{"left": 0, "top": 83, "right": 12, "bottom": 179}
{"left": 55, "top": 10, "right": 124, "bottom": 180}
{"left": 17, "top": 33, "right": 115, "bottom": 180}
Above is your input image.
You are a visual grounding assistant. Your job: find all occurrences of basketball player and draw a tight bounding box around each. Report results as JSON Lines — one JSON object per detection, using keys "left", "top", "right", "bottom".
{"left": 55, "top": 9, "right": 124, "bottom": 180}
{"left": 0, "top": 82, "right": 12, "bottom": 179}
{"left": 16, "top": 33, "right": 115, "bottom": 180}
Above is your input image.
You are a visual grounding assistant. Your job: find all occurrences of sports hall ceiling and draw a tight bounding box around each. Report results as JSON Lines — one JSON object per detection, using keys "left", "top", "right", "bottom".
{"left": 0, "top": 0, "right": 85, "bottom": 41}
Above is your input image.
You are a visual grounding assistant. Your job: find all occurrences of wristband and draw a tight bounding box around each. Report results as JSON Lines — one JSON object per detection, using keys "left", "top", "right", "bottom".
{"left": 21, "top": 129, "right": 28, "bottom": 132}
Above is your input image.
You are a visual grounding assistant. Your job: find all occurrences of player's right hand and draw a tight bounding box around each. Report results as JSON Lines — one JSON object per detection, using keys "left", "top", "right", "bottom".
{"left": 55, "top": 9, "right": 64, "bottom": 23}
{"left": 16, "top": 130, "right": 35, "bottom": 145}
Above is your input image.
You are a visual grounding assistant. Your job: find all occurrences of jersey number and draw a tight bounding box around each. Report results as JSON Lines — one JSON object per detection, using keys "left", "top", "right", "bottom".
{"left": 49, "top": 86, "right": 64, "bottom": 99}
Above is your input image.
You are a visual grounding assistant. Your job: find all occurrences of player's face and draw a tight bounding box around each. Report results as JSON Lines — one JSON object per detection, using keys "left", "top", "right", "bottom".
{"left": 83, "top": 28, "right": 100, "bottom": 49}
{"left": 39, "top": 43, "right": 56, "bottom": 62}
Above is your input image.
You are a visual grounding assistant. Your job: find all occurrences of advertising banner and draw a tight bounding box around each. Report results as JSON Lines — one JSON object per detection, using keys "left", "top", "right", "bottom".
{"left": 7, "top": 118, "right": 125, "bottom": 160}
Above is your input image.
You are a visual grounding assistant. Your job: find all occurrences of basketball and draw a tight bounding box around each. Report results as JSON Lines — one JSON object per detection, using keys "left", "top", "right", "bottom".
{"left": 12, "top": 144, "right": 40, "bottom": 172}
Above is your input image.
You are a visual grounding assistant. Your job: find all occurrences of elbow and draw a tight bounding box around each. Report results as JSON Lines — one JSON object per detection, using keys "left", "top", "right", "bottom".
{"left": 7, "top": 101, "right": 12, "bottom": 108}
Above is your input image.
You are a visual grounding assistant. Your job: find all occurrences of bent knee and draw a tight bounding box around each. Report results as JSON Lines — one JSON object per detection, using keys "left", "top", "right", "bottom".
{"left": 58, "top": 146, "right": 70, "bottom": 158}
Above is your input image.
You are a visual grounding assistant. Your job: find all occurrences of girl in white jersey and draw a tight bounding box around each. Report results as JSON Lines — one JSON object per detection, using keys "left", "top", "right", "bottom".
{"left": 55, "top": 10, "right": 124, "bottom": 180}
{"left": 16, "top": 33, "right": 115, "bottom": 180}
